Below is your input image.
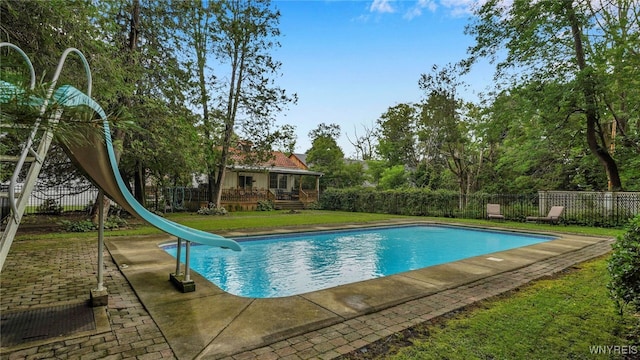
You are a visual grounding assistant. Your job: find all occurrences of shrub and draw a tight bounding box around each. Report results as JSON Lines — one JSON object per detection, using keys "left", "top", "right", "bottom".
{"left": 104, "top": 215, "right": 128, "bottom": 229}
{"left": 197, "top": 203, "right": 228, "bottom": 216}
{"left": 38, "top": 199, "right": 63, "bottom": 215}
{"left": 60, "top": 219, "right": 95, "bottom": 232}
{"left": 256, "top": 200, "right": 274, "bottom": 211}
{"left": 608, "top": 214, "right": 640, "bottom": 315}
{"left": 60, "top": 215, "right": 128, "bottom": 232}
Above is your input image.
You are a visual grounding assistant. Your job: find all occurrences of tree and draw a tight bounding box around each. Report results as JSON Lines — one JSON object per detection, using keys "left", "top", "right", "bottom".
{"left": 113, "top": 0, "right": 200, "bottom": 200}
{"left": 376, "top": 103, "right": 419, "bottom": 168}
{"left": 378, "top": 165, "right": 408, "bottom": 190}
{"left": 176, "top": 0, "right": 295, "bottom": 207}
{"left": 308, "top": 123, "right": 341, "bottom": 143}
{"left": 482, "top": 81, "right": 609, "bottom": 193}
{"left": 1, "top": 0, "right": 143, "bottom": 222}
{"left": 172, "top": 0, "right": 221, "bottom": 203}
{"left": 417, "top": 64, "right": 482, "bottom": 197}
{"left": 0, "top": 0, "right": 114, "bottom": 186}
{"left": 306, "top": 123, "right": 346, "bottom": 189}
{"left": 346, "top": 123, "right": 376, "bottom": 160}
{"left": 209, "top": 0, "right": 295, "bottom": 207}
{"left": 466, "top": 0, "right": 640, "bottom": 190}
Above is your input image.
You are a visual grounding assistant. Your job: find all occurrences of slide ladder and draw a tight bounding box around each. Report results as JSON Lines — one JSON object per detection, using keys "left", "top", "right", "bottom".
{"left": 0, "top": 43, "right": 64, "bottom": 270}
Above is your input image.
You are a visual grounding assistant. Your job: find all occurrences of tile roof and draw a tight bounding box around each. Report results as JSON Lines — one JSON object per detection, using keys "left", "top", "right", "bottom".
{"left": 229, "top": 150, "right": 304, "bottom": 170}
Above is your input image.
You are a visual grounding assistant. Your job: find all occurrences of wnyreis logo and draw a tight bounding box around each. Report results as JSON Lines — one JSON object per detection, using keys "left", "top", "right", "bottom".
{"left": 589, "top": 345, "right": 638, "bottom": 355}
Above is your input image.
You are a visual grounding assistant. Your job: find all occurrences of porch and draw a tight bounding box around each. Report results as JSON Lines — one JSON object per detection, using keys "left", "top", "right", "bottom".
{"left": 220, "top": 188, "right": 319, "bottom": 211}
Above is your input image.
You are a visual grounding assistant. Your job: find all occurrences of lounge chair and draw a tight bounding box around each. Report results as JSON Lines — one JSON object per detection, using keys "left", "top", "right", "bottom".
{"left": 526, "top": 206, "right": 565, "bottom": 224}
{"left": 487, "top": 203, "right": 504, "bottom": 220}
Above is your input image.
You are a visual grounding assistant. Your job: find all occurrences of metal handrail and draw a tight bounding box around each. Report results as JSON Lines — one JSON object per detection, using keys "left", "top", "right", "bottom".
{"left": 1, "top": 42, "right": 37, "bottom": 219}
{"left": 3, "top": 45, "right": 93, "bottom": 222}
{"left": 0, "top": 42, "right": 36, "bottom": 90}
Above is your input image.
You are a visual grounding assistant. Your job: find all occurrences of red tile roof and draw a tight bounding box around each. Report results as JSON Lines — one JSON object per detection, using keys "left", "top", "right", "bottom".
{"left": 230, "top": 150, "right": 305, "bottom": 170}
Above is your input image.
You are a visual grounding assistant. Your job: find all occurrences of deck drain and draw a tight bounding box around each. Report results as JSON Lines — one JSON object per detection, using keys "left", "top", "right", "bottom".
{"left": 1, "top": 302, "right": 96, "bottom": 347}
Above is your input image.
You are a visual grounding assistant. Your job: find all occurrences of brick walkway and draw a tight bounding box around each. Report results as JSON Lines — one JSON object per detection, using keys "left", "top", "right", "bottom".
{"left": 1, "top": 234, "right": 613, "bottom": 360}
{"left": 1, "top": 237, "right": 176, "bottom": 359}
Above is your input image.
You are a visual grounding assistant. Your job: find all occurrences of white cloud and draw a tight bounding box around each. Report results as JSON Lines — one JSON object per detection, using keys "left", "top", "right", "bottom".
{"left": 366, "top": 0, "right": 490, "bottom": 21}
{"left": 404, "top": 0, "right": 438, "bottom": 20}
{"left": 440, "top": 0, "right": 477, "bottom": 17}
{"left": 369, "top": 0, "right": 395, "bottom": 14}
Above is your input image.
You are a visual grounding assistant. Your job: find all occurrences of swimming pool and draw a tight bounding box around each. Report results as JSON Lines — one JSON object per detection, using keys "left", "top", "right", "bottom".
{"left": 162, "top": 224, "right": 555, "bottom": 298}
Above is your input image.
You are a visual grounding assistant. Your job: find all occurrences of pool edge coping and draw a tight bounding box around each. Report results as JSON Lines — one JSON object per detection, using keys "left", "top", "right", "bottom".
{"left": 104, "top": 219, "right": 613, "bottom": 359}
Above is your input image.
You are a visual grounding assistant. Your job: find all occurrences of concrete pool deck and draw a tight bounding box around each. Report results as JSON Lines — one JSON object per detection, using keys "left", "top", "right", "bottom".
{"left": 1, "top": 220, "right": 613, "bottom": 359}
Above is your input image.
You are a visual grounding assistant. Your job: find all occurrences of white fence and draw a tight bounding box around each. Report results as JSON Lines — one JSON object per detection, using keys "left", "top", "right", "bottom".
{"left": 538, "top": 190, "right": 640, "bottom": 218}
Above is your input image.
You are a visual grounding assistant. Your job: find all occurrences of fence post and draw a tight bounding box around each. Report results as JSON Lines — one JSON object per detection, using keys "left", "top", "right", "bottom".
{"left": 538, "top": 190, "right": 547, "bottom": 216}
{"left": 604, "top": 191, "right": 613, "bottom": 216}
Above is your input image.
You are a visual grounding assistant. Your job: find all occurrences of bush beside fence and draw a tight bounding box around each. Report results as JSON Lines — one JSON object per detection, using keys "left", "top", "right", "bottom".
{"left": 4, "top": 183, "right": 639, "bottom": 228}
{"left": 319, "top": 188, "right": 640, "bottom": 228}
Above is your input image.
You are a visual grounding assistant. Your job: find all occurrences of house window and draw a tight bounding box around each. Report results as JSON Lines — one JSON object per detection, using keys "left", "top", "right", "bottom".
{"left": 239, "top": 175, "right": 253, "bottom": 189}
{"left": 278, "top": 175, "right": 287, "bottom": 189}
{"left": 269, "top": 173, "right": 287, "bottom": 189}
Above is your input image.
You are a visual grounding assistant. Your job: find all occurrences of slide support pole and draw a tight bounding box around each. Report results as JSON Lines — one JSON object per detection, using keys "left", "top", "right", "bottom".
{"left": 169, "top": 238, "right": 195, "bottom": 292}
{"left": 185, "top": 240, "right": 191, "bottom": 282}
{"left": 175, "top": 238, "right": 182, "bottom": 276}
{"left": 97, "top": 191, "right": 105, "bottom": 291}
{"left": 90, "top": 190, "right": 108, "bottom": 306}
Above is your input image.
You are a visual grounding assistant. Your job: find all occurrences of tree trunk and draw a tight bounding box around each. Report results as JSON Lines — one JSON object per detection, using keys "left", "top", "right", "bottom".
{"left": 133, "top": 159, "right": 144, "bottom": 203}
{"left": 564, "top": 0, "right": 622, "bottom": 190}
{"left": 207, "top": 173, "right": 215, "bottom": 205}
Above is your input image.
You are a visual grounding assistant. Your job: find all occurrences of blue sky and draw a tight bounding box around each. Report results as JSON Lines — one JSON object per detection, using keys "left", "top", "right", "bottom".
{"left": 270, "top": 0, "right": 494, "bottom": 157}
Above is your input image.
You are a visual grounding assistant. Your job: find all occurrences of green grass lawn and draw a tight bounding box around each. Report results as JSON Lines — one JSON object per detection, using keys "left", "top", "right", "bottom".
{"left": 380, "top": 256, "right": 638, "bottom": 360}
{"left": 16, "top": 210, "right": 625, "bottom": 240}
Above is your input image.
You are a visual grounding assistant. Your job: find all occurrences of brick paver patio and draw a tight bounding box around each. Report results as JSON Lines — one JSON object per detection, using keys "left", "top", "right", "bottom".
{"left": 1, "top": 231, "right": 613, "bottom": 359}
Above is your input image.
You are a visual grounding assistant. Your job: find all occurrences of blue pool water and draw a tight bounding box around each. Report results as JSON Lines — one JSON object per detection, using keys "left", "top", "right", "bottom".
{"left": 163, "top": 225, "right": 554, "bottom": 298}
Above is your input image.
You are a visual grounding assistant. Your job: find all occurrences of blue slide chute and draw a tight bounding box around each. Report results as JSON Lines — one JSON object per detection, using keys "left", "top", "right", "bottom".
{"left": 54, "top": 85, "right": 241, "bottom": 251}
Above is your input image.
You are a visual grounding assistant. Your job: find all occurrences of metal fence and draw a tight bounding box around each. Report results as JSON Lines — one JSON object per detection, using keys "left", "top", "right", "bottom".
{"left": 3, "top": 183, "right": 639, "bottom": 228}
{"left": 320, "top": 190, "right": 640, "bottom": 228}
{"left": 1, "top": 183, "right": 99, "bottom": 215}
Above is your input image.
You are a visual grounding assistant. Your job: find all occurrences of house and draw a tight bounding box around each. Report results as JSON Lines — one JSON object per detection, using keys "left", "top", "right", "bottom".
{"left": 219, "top": 151, "right": 323, "bottom": 211}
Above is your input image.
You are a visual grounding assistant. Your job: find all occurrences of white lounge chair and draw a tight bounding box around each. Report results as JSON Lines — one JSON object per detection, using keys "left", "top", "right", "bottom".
{"left": 526, "top": 206, "right": 565, "bottom": 224}
{"left": 487, "top": 204, "right": 504, "bottom": 220}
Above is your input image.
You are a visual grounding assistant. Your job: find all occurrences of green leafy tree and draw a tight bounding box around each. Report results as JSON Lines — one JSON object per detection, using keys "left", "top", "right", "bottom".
{"left": 107, "top": 0, "right": 201, "bottom": 201}
{"left": 376, "top": 103, "right": 419, "bottom": 168}
{"left": 484, "top": 82, "right": 608, "bottom": 193}
{"left": 209, "top": 0, "right": 296, "bottom": 207}
{"left": 172, "top": 0, "right": 222, "bottom": 203}
{"left": 306, "top": 123, "right": 353, "bottom": 189}
{"left": 175, "top": 0, "right": 295, "bottom": 206}
{"left": 307, "top": 136, "right": 344, "bottom": 190}
{"left": 365, "top": 159, "right": 387, "bottom": 186}
{"left": 417, "top": 64, "right": 483, "bottom": 197}
{"left": 466, "top": 0, "right": 640, "bottom": 190}
{"left": 0, "top": 0, "right": 115, "bottom": 185}
{"left": 378, "top": 165, "right": 408, "bottom": 190}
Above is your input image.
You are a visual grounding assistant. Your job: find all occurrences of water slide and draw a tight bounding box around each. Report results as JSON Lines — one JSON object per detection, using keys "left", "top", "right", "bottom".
{"left": 52, "top": 85, "right": 241, "bottom": 251}
{"left": 2, "top": 42, "right": 239, "bottom": 271}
